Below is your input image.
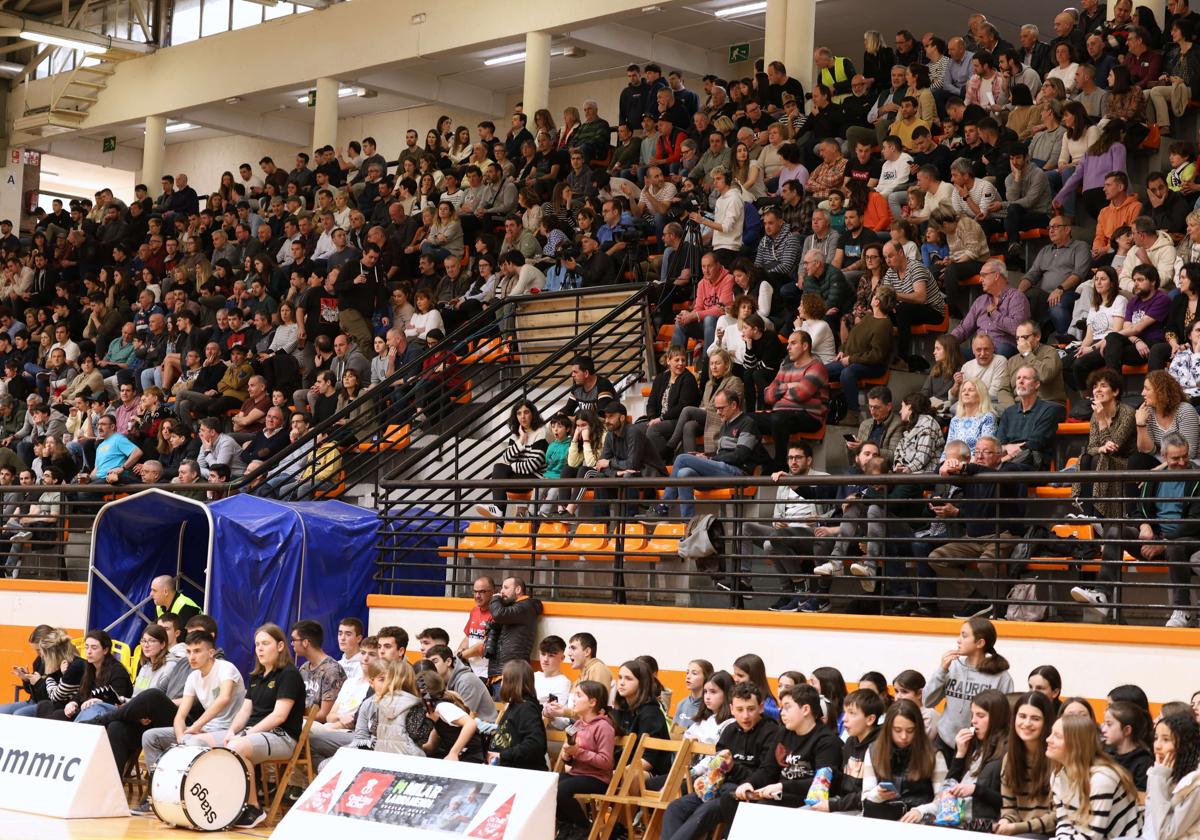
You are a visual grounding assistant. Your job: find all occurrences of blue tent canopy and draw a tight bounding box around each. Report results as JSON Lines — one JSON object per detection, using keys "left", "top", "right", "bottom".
{"left": 88, "top": 490, "right": 378, "bottom": 675}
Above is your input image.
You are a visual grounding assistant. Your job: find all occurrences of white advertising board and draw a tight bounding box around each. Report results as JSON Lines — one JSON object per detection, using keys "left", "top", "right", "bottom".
{"left": 0, "top": 713, "right": 129, "bottom": 818}
{"left": 271, "top": 749, "right": 557, "bottom": 840}
{"left": 730, "top": 801, "right": 952, "bottom": 839}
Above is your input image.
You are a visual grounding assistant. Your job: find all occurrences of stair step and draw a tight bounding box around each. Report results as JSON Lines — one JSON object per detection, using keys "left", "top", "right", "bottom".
{"left": 57, "top": 93, "right": 98, "bottom": 104}
{"left": 69, "top": 79, "right": 107, "bottom": 89}
{"left": 77, "top": 63, "right": 116, "bottom": 75}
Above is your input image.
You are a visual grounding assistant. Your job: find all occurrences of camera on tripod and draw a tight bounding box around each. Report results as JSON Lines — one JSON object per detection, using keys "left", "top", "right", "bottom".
{"left": 555, "top": 239, "right": 581, "bottom": 262}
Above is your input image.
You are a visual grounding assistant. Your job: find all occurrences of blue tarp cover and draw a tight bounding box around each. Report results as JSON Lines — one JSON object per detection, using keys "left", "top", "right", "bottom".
{"left": 88, "top": 491, "right": 377, "bottom": 674}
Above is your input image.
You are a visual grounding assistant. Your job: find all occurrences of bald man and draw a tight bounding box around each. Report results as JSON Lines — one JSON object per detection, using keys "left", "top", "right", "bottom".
{"left": 150, "top": 574, "right": 201, "bottom": 623}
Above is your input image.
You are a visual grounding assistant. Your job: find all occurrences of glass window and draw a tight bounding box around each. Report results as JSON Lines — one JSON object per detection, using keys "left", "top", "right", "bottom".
{"left": 263, "top": 2, "right": 296, "bottom": 20}
{"left": 171, "top": 0, "right": 201, "bottom": 44}
{"left": 231, "top": 0, "right": 264, "bottom": 30}
{"left": 201, "top": 0, "right": 231, "bottom": 37}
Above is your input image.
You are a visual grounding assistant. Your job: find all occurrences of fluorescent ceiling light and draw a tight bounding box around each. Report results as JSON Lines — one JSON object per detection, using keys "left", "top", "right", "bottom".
{"left": 0, "top": 61, "right": 25, "bottom": 76}
{"left": 294, "top": 86, "right": 367, "bottom": 104}
{"left": 164, "top": 122, "right": 197, "bottom": 133}
{"left": 483, "top": 47, "right": 571, "bottom": 67}
{"left": 20, "top": 30, "right": 106, "bottom": 53}
{"left": 714, "top": 1, "right": 767, "bottom": 17}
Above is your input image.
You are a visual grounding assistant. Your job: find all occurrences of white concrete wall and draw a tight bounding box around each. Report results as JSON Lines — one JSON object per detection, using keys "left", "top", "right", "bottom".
{"left": 370, "top": 599, "right": 1200, "bottom": 706}
{"left": 0, "top": 586, "right": 86, "bottom": 630}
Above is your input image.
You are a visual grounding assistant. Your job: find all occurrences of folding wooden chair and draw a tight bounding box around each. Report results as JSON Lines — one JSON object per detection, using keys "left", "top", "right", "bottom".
{"left": 587, "top": 735, "right": 696, "bottom": 840}
{"left": 578, "top": 733, "right": 638, "bottom": 840}
{"left": 260, "top": 705, "right": 319, "bottom": 825}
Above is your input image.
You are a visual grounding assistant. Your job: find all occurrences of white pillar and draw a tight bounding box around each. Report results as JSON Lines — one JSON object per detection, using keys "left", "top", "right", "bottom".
{"left": 312, "top": 76, "right": 339, "bottom": 151}
{"left": 764, "top": 0, "right": 787, "bottom": 70}
{"left": 522, "top": 31, "right": 551, "bottom": 116}
{"left": 785, "top": 0, "right": 816, "bottom": 96}
{"left": 141, "top": 114, "right": 165, "bottom": 187}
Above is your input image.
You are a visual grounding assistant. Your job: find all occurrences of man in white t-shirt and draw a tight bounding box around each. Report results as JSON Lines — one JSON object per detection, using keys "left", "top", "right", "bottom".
{"left": 336, "top": 617, "right": 364, "bottom": 682}
{"left": 135, "top": 631, "right": 245, "bottom": 812}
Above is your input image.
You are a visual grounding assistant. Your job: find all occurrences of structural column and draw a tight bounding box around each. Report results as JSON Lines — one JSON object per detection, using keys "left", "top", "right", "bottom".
{"left": 763, "top": 0, "right": 787, "bottom": 71}
{"left": 312, "top": 76, "right": 339, "bottom": 151}
{"left": 784, "top": 0, "right": 816, "bottom": 96}
{"left": 522, "top": 31, "right": 551, "bottom": 116}
{"left": 141, "top": 114, "right": 166, "bottom": 187}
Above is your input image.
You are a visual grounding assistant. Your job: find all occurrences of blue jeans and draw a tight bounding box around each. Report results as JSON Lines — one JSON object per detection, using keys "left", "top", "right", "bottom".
{"left": 670, "top": 316, "right": 718, "bottom": 357}
{"left": 661, "top": 454, "right": 744, "bottom": 518}
{"left": 140, "top": 365, "right": 162, "bottom": 391}
{"left": 825, "top": 360, "right": 887, "bottom": 410}
{"left": 1049, "top": 290, "right": 1079, "bottom": 336}
{"left": 0, "top": 700, "right": 32, "bottom": 715}
{"left": 75, "top": 701, "right": 117, "bottom": 722}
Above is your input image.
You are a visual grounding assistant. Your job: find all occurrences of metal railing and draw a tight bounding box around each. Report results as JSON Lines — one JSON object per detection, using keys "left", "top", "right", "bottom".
{"left": 374, "top": 469, "right": 1200, "bottom": 624}
{"left": 239, "top": 282, "right": 654, "bottom": 502}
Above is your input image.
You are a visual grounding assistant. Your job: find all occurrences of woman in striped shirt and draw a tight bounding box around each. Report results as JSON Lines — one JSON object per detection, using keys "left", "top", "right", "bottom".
{"left": 997, "top": 691, "right": 1057, "bottom": 836}
{"left": 1047, "top": 714, "right": 1142, "bottom": 839}
{"left": 30, "top": 628, "right": 86, "bottom": 718}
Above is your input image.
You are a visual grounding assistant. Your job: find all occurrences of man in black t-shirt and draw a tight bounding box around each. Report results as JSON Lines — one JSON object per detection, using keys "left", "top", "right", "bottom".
{"left": 844, "top": 142, "right": 882, "bottom": 189}
{"left": 335, "top": 242, "right": 385, "bottom": 356}
{"left": 220, "top": 633, "right": 306, "bottom": 829}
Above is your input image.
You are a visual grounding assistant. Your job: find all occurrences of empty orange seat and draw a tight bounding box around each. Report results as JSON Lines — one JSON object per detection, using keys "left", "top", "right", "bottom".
{"left": 476, "top": 520, "right": 533, "bottom": 560}
{"left": 535, "top": 520, "right": 571, "bottom": 558}
{"left": 438, "top": 520, "right": 498, "bottom": 559}
{"left": 355, "top": 424, "right": 411, "bottom": 452}
{"left": 569, "top": 522, "right": 615, "bottom": 562}
{"left": 1057, "top": 421, "right": 1090, "bottom": 436}
{"left": 1034, "top": 458, "right": 1078, "bottom": 498}
{"left": 645, "top": 521, "right": 686, "bottom": 557}
{"left": 912, "top": 307, "right": 950, "bottom": 335}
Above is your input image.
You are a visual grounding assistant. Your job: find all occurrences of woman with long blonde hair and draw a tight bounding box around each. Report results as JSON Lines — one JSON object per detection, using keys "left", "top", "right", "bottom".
{"left": 1047, "top": 714, "right": 1141, "bottom": 839}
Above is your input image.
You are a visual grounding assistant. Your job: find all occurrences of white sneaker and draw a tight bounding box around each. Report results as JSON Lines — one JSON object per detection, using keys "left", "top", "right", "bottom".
{"left": 1166, "top": 610, "right": 1194, "bottom": 628}
{"left": 471, "top": 503, "right": 503, "bottom": 519}
{"left": 1070, "top": 586, "right": 1111, "bottom": 622}
{"left": 850, "top": 560, "right": 877, "bottom": 592}
{"left": 813, "top": 560, "right": 843, "bottom": 576}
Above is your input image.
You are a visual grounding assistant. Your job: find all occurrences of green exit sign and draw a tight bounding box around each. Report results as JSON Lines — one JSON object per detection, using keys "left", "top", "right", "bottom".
{"left": 728, "top": 43, "right": 749, "bottom": 63}
{"left": 306, "top": 90, "right": 316, "bottom": 108}
{"left": 102, "top": 135, "right": 116, "bottom": 153}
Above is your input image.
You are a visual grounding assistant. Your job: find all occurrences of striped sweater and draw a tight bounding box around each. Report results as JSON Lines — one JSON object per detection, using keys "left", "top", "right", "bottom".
{"left": 1051, "top": 764, "right": 1143, "bottom": 840}
{"left": 1001, "top": 755, "right": 1055, "bottom": 835}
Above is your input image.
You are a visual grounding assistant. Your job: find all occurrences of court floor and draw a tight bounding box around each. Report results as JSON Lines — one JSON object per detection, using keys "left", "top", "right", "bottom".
{"left": 0, "top": 809, "right": 273, "bottom": 839}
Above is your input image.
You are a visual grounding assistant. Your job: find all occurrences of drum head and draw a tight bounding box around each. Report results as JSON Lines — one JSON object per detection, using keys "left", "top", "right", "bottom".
{"left": 152, "top": 745, "right": 247, "bottom": 832}
{"left": 181, "top": 748, "right": 248, "bottom": 831}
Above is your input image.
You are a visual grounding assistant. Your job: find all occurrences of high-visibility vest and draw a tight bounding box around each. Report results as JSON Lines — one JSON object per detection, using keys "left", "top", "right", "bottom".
{"left": 819, "top": 57, "right": 852, "bottom": 104}
{"left": 155, "top": 591, "right": 200, "bottom": 618}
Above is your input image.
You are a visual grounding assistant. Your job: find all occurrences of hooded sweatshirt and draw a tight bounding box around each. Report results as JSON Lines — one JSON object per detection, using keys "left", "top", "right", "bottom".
{"left": 375, "top": 692, "right": 426, "bottom": 756}
{"left": 829, "top": 725, "right": 881, "bottom": 813}
{"left": 1144, "top": 764, "right": 1200, "bottom": 840}
{"left": 924, "top": 656, "right": 1014, "bottom": 746}
{"left": 714, "top": 715, "right": 782, "bottom": 787}
{"left": 449, "top": 659, "right": 498, "bottom": 722}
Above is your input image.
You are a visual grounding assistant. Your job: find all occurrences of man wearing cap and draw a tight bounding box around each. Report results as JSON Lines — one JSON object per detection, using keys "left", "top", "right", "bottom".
{"left": 588, "top": 399, "right": 665, "bottom": 515}
{"left": 1001, "top": 143, "right": 1052, "bottom": 254}
{"left": 176, "top": 343, "right": 253, "bottom": 421}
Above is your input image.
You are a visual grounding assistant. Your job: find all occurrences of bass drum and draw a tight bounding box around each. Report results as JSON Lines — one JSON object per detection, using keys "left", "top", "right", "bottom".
{"left": 151, "top": 744, "right": 248, "bottom": 831}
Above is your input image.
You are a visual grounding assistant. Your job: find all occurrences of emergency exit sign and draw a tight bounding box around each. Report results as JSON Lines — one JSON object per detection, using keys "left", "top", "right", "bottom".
{"left": 306, "top": 90, "right": 316, "bottom": 108}
{"left": 728, "top": 43, "right": 749, "bottom": 63}
{"left": 102, "top": 136, "right": 116, "bottom": 153}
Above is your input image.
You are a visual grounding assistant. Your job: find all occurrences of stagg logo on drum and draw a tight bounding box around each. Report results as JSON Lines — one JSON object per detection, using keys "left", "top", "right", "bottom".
{"left": 0, "top": 745, "right": 82, "bottom": 782}
{"left": 190, "top": 781, "right": 222, "bottom": 824}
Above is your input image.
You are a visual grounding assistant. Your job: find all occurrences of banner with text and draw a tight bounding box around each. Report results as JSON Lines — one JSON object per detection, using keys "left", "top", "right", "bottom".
{"left": 271, "top": 749, "right": 555, "bottom": 840}
{"left": 0, "top": 714, "right": 128, "bottom": 818}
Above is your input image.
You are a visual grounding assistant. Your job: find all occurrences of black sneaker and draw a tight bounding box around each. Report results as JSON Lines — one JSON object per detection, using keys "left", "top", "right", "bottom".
{"left": 768, "top": 594, "right": 796, "bottom": 611}
{"left": 130, "top": 797, "right": 152, "bottom": 816}
{"left": 234, "top": 804, "right": 266, "bottom": 828}
{"left": 911, "top": 605, "right": 937, "bottom": 618}
{"left": 885, "top": 600, "right": 915, "bottom": 616}
{"left": 799, "top": 597, "right": 832, "bottom": 613}
{"left": 953, "top": 601, "right": 994, "bottom": 619}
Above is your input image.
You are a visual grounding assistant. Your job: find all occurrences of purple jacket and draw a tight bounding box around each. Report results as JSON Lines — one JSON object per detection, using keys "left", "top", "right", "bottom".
{"left": 1055, "top": 143, "right": 1127, "bottom": 205}
{"left": 952, "top": 285, "right": 1030, "bottom": 347}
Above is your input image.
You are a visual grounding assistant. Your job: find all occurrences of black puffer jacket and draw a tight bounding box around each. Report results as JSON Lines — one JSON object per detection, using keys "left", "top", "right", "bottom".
{"left": 484, "top": 593, "right": 543, "bottom": 677}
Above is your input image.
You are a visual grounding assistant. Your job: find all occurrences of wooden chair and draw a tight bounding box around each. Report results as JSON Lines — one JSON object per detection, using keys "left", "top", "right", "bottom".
{"left": 587, "top": 735, "right": 696, "bottom": 840}
{"left": 261, "top": 705, "right": 319, "bottom": 825}
{"left": 578, "top": 733, "right": 638, "bottom": 840}
{"left": 549, "top": 727, "right": 569, "bottom": 772}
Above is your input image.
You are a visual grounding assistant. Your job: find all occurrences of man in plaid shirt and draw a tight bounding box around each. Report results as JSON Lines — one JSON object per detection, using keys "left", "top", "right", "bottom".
{"left": 807, "top": 139, "right": 848, "bottom": 199}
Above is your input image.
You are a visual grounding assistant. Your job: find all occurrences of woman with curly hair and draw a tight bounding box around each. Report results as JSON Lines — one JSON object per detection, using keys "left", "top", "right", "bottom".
{"left": 1145, "top": 712, "right": 1200, "bottom": 840}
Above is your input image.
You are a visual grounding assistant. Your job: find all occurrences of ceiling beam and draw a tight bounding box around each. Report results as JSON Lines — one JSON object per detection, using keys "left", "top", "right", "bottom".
{"left": 183, "top": 105, "right": 312, "bottom": 146}
{"left": 353, "top": 69, "right": 503, "bottom": 116}
{"left": 567, "top": 21, "right": 722, "bottom": 79}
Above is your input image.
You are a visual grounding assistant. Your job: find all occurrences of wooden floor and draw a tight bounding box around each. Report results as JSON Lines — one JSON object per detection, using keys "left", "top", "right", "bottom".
{"left": 0, "top": 809, "right": 273, "bottom": 839}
